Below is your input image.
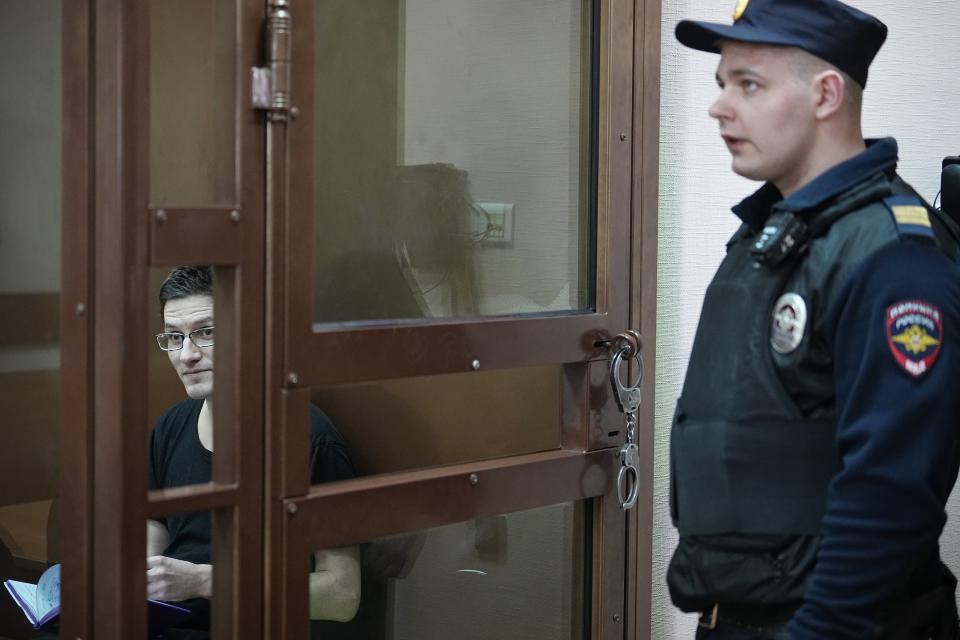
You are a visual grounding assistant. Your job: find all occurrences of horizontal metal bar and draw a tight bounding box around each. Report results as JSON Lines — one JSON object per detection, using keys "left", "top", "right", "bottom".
{"left": 284, "top": 448, "right": 616, "bottom": 548}
{"left": 293, "top": 314, "right": 628, "bottom": 386}
{"left": 147, "top": 482, "right": 240, "bottom": 518}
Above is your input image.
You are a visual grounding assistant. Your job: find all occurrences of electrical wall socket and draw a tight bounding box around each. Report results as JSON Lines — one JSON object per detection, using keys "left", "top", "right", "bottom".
{"left": 476, "top": 202, "right": 515, "bottom": 247}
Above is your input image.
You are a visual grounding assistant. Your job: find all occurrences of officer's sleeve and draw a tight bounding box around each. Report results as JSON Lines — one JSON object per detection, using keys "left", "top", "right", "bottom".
{"left": 788, "top": 240, "right": 960, "bottom": 640}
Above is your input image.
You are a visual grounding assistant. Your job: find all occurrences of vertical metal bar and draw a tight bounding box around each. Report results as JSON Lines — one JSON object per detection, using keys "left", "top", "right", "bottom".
{"left": 91, "top": 0, "right": 150, "bottom": 635}
{"left": 264, "top": 127, "right": 289, "bottom": 638}
{"left": 600, "top": 0, "right": 634, "bottom": 636}
{"left": 210, "top": 506, "right": 237, "bottom": 639}
{"left": 596, "top": 490, "right": 628, "bottom": 640}
{"left": 629, "top": 0, "right": 661, "bottom": 636}
{"left": 280, "top": 505, "right": 310, "bottom": 639}
{"left": 60, "top": 0, "right": 93, "bottom": 637}
{"left": 210, "top": 266, "right": 238, "bottom": 640}
{"left": 232, "top": 0, "right": 269, "bottom": 636}
{"left": 280, "top": 0, "right": 313, "bottom": 383}
{"left": 280, "top": 389, "right": 311, "bottom": 498}
{"left": 266, "top": 0, "right": 305, "bottom": 633}
{"left": 212, "top": 267, "right": 239, "bottom": 485}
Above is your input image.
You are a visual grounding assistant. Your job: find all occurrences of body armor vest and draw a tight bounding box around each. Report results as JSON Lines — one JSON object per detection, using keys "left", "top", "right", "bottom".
{"left": 670, "top": 229, "right": 839, "bottom": 536}
{"left": 670, "top": 173, "right": 960, "bottom": 539}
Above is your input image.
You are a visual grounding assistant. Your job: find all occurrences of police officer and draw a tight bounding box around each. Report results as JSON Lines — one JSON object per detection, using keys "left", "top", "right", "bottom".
{"left": 668, "top": 1, "right": 960, "bottom": 638}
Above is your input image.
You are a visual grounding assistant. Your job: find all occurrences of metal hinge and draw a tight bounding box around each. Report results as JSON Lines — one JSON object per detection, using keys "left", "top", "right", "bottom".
{"left": 251, "top": 0, "right": 294, "bottom": 121}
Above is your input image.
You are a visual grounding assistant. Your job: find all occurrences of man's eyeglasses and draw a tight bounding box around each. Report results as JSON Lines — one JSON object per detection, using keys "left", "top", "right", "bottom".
{"left": 156, "top": 326, "right": 215, "bottom": 352}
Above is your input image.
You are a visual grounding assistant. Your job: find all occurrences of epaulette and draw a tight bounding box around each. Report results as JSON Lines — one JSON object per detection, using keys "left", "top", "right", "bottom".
{"left": 882, "top": 194, "right": 935, "bottom": 242}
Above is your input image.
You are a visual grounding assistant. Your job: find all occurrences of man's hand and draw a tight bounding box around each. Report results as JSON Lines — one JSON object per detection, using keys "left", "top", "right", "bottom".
{"left": 309, "top": 546, "right": 361, "bottom": 621}
{"left": 146, "top": 556, "right": 212, "bottom": 602}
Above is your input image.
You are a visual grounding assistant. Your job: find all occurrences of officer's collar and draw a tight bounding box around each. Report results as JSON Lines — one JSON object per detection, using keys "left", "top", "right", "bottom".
{"left": 732, "top": 137, "right": 899, "bottom": 229}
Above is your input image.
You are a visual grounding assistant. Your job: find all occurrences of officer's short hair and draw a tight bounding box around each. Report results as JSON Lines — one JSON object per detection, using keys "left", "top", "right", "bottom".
{"left": 783, "top": 47, "right": 863, "bottom": 115}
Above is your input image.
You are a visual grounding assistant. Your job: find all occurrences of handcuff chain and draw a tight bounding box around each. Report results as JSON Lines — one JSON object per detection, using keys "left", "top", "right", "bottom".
{"left": 609, "top": 341, "right": 642, "bottom": 511}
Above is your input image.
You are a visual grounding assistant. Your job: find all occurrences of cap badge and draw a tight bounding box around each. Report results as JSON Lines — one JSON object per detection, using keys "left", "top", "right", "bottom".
{"left": 770, "top": 293, "right": 807, "bottom": 354}
{"left": 733, "top": 0, "right": 749, "bottom": 22}
{"left": 886, "top": 300, "right": 942, "bottom": 378}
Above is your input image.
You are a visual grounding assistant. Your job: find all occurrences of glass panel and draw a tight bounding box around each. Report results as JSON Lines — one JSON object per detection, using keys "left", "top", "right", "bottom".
{"left": 311, "top": 365, "right": 561, "bottom": 481}
{"left": 150, "top": 0, "right": 236, "bottom": 206}
{"left": 313, "top": 0, "right": 594, "bottom": 323}
{"left": 312, "top": 501, "right": 588, "bottom": 639}
{"left": 146, "top": 509, "right": 217, "bottom": 637}
{"left": 0, "top": 1, "right": 61, "bottom": 637}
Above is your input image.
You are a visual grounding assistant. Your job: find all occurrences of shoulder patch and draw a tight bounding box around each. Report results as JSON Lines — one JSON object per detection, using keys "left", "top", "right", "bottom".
{"left": 882, "top": 194, "right": 934, "bottom": 241}
{"left": 886, "top": 300, "right": 943, "bottom": 378}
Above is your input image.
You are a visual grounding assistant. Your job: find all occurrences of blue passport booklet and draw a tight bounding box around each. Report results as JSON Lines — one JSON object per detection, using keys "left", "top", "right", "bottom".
{"left": 4, "top": 564, "right": 191, "bottom": 635}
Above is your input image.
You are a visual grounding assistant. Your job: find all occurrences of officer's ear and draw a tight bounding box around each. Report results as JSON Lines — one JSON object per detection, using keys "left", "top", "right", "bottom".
{"left": 812, "top": 69, "right": 846, "bottom": 121}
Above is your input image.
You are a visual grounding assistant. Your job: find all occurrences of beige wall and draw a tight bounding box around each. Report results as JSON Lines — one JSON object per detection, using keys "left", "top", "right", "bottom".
{"left": 0, "top": 1, "right": 61, "bottom": 591}
{"left": 0, "top": 0, "right": 61, "bottom": 295}
{"left": 655, "top": 1, "right": 960, "bottom": 637}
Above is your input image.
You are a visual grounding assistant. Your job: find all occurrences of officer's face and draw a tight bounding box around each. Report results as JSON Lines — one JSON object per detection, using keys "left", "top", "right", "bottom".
{"left": 163, "top": 294, "right": 215, "bottom": 400}
{"left": 709, "top": 42, "right": 818, "bottom": 195}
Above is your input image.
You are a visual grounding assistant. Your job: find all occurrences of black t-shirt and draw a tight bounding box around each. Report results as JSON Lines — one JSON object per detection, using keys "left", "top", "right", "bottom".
{"left": 148, "top": 398, "right": 354, "bottom": 635}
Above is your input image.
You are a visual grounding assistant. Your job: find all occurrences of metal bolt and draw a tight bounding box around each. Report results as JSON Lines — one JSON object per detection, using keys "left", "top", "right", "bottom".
{"left": 287, "top": 372, "right": 299, "bottom": 386}
{"left": 75, "top": 303, "right": 86, "bottom": 316}
{"left": 287, "top": 503, "right": 298, "bottom": 515}
{"left": 230, "top": 210, "right": 240, "bottom": 223}
{"left": 619, "top": 132, "right": 627, "bottom": 141}
{"left": 469, "top": 473, "right": 479, "bottom": 486}
{"left": 613, "top": 613, "right": 622, "bottom": 623}
{"left": 471, "top": 359, "right": 481, "bottom": 371}
{"left": 290, "top": 106, "right": 300, "bottom": 120}
{"left": 155, "top": 209, "right": 167, "bottom": 223}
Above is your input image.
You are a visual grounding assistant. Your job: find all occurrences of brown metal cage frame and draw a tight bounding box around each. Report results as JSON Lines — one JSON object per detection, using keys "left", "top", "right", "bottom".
{"left": 57, "top": 0, "right": 660, "bottom": 638}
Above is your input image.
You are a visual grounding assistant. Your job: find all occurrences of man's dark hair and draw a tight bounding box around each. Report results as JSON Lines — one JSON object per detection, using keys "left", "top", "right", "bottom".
{"left": 159, "top": 266, "right": 214, "bottom": 313}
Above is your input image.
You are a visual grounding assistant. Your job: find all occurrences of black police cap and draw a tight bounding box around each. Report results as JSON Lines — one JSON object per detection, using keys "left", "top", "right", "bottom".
{"left": 675, "top": 0, "right": 887, "bottom": 87}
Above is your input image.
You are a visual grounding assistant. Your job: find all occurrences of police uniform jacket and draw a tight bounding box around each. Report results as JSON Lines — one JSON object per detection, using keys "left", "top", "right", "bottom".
{"left": 667, "top": 138, "right": 960, "bottom": 639}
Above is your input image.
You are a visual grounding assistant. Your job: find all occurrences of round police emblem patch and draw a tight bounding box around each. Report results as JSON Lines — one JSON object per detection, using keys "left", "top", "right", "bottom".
{"left": 886, "top": 300, "right": 943, "bottom": 378}
{"left": 771, "top": 293, "right": 807, "bottom": 354}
